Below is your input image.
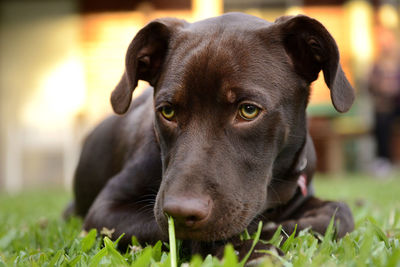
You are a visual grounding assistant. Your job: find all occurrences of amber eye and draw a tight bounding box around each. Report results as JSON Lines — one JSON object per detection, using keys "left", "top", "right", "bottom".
{"left": 239, "top": 104, "right": 260, "bottom": 120}
{"left": 161, "top": 105, "right": 175, "bottom": 120}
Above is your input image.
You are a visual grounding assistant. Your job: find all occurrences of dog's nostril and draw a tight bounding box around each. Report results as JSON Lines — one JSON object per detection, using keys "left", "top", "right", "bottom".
{"left": 266, "top": 208, "right": 275, "bottom": 213}
{"left": 163, "top": 196, "right": 211, "bottom": 228}
{"left": 185, "top": 215, "right": 199, "bottom": 227}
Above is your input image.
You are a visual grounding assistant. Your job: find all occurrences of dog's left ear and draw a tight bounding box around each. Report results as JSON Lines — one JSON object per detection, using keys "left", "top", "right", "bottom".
{"left": 111, "top": 18, "right": 187, "bottom": 114}
{"left": 276, "top": 15, "right": 354, "bottom": 112}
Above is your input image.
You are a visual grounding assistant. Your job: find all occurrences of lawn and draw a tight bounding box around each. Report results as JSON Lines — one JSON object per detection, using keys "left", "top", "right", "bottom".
{"left": 0, "top": 172, "right": 400, "bottom": 266}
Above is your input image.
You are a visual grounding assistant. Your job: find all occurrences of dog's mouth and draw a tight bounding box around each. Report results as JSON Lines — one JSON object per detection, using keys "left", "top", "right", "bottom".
{"left": 163, "top": 218, "right": 250, "bottom": 242}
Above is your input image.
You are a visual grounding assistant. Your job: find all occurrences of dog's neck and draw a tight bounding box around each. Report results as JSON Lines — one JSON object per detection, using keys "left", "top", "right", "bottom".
{"left": 265, "top": 136, "right": 309, "bottom": 209}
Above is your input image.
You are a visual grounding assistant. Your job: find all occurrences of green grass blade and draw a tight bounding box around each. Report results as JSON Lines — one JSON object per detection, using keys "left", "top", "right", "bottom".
{"left": 323, "top": 212, "right": 337, "bottom": 244}
{"left": 368, "top": 219, "right": 390, "bottom": 248}
{"left": 104, "top": 236, "right": 128, "bottom": 266}
{"left": 240, "top": 229, "right": 251, "bottom": 241}
{"left": 131, "top": 246, "right": 153, "bottom": 267}
{"left": 222, "top": 244, "right": 238, "bottom": 267}
{"left": 201, "top": 255, "right": 214, "bottom": 267}
{"left": 88, "top": 247, "right": 107, "bottom": 267}
{"left": 386, "top": 246, "right": 400, "bottom": 267}
{"left": 131, "top": 235, "right": 140, "bottom": 247}
{"left": 189, "top": 255, "right": 203, "bottom": 267}
{"left": 0, "top": 229, "right": 17, "bottom": 250}
{"left": 68, "top": 255, "right": 82, "bottom": 266}
{"left": 49, "top": 249, "right": 65, "bottom": 266}
{"left": 113, "top": 233, "right": 126, "bottom": 248}
{"left": 81, "top": 229, "right": 97, "bottom": 252}
{"left": 358, "top": 229, "right": 374, "bottom": 267}
{"left": 239, "top": 221, "right": 263, "bottom": 267}
{"left": 152, "top": 240, "right": 163, "bottom": 262}
{"left": 160, "top": 253, "right": 171, "bottom": 267}
{"left": 281, "top": 224, "right": 297, "bottom": 253}
{"left": 168, "top": 216, "right": 177, "bottom": 267}
{"left": 266, "top": 225, "right": 283, "bottom": 247}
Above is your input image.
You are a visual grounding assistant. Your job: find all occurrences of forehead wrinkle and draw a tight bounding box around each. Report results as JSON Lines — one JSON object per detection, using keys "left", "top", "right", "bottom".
{"left": 155, "top": 81, "right": 189, "bottom": 108}
{"left": 184, "top": 26, "right": 247, "bottom": 74}
{"left": 157, "top": 31, "right": 209, "bottom": 103}
{"left": 160, "top": 27, "right": 271, "bottom": 108}
{"left": 227, "top": 85, "right": 275, "bottom": 111}
{"left": 154, "top": 88, "right": 175, "bottom": 106}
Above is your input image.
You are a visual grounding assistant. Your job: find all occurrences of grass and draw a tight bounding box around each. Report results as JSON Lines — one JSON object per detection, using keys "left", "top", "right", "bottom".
{"left": 0, "top": 172, "right": 400, "bottom": 266}
{"left": 168, "top": 216, "right": 178, "bottom": 267}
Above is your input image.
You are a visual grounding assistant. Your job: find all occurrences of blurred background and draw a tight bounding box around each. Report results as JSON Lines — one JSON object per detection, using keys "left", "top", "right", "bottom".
{"left": 0, "top": 0, "right": 399, "bottom": 193}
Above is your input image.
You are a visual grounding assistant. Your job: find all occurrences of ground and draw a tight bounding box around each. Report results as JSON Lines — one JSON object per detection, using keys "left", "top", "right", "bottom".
{"left": 0, "top": 172, "right": 399, "bottom": 266}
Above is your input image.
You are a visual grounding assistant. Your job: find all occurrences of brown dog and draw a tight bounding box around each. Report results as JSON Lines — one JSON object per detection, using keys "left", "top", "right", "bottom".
{"left": 66, "top": 13, "right": 354, "bottom": 258}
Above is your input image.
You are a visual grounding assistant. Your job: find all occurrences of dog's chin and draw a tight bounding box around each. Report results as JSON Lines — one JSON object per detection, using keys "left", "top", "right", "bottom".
{"left": 174, "top": 227, "right": 241, "bottom": 242}
{"left": 156, "top": 216, "right": 251, "bottom": 242}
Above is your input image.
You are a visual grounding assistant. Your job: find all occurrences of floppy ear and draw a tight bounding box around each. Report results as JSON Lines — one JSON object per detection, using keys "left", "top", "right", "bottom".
{"left": 111, "top": 18, "right": 187, "bottom": 114}
{"left": 276, "top": 15, "right": 354, "bottom": 113}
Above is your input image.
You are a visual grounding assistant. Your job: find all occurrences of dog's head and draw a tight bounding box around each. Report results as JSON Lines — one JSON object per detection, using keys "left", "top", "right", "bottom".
{"left": 111, "top": 13, "right": 354, "bottom": 241}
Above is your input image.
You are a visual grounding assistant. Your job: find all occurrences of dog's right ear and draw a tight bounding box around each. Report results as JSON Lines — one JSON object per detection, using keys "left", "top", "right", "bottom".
{"left": 111, "top": 18, "right": 187, "bottom": 114}
{"left": 274, "top": 15, "right": 355, "bottom": 113}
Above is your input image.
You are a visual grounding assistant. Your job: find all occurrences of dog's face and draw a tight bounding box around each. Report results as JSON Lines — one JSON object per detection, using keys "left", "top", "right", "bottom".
{"left": 110, "top": 13, "right": 354, "bottom": 241}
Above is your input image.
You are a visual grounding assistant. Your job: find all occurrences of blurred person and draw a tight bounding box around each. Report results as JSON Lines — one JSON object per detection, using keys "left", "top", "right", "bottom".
{"left": 368, "top": 26, "right": 400, "bottom": 177}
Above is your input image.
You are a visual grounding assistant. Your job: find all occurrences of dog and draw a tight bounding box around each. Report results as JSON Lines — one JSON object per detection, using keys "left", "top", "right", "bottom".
{"left": 65, "top": 12, "right": 355, "bottom": 259}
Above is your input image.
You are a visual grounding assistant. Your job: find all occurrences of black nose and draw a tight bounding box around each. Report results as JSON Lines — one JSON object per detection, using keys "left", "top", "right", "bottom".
{"left": 163, "top": 195, "right": 212, "bottom": 228}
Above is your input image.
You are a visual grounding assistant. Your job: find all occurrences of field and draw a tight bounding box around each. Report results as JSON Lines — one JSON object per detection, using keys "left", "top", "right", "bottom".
{"left": 0, "top": 172, "right": 400, "bottom": 266}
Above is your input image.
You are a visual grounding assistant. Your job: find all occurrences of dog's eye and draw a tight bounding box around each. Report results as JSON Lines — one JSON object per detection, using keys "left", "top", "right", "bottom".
{"left": 238, "top": 104, "right": 260, "bottom": 120}
{"left": 161, "top": 105, "right": 175, "bottom": 120}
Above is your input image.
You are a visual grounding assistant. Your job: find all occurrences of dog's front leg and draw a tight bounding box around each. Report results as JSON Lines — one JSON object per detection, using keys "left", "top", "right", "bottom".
{"left": 261, "top": 196, "right": 354, "bottom": 242}
{"left": 83, "top": 163, "right": 165, "bottom": 249}
{"left": 216, "top": 197, "right": 353, "bottom": 261}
